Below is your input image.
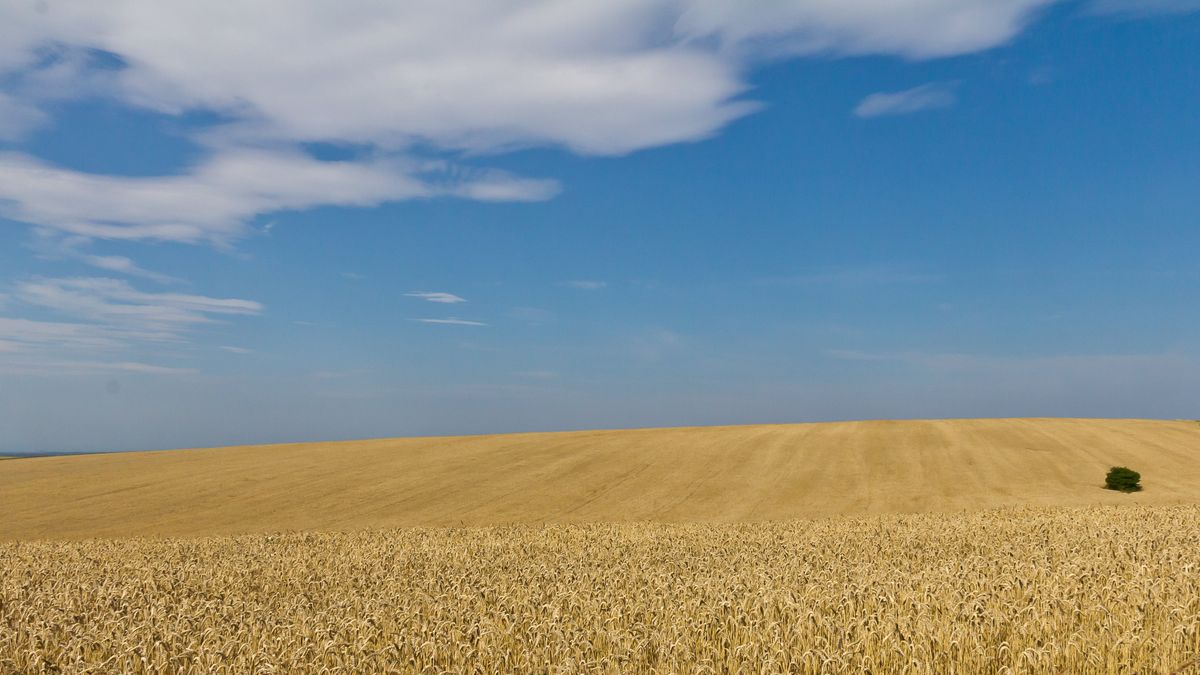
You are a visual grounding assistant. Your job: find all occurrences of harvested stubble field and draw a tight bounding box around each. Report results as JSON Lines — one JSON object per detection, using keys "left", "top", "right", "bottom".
{"left": 2, "top": 505, "right": 1199, "bottom": 673}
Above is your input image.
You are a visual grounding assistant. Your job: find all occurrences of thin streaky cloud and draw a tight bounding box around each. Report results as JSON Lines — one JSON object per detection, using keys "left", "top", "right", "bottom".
{"left": 73, "top": 361, "right": 199, "bottom": 375}
{"left": 15, "top": 277, "right": 262, "bottom": 329}
{"left": 0, "top": 151, "right": 557, "bottom": 247}
{"left": 0, "top": 316, "right": 161, "bottom": 351}
{"left": 0, "top": 277, "right": 261, "bottom": 376}
{"left": 854, "top": 82, "right": 957, "bottom": 118}
{"left": 0, "top": 358, "right": 199, "bottom": 376}
{"left": 406, "top": 292, "right": 467, "bottom": 304}
{"left": 30, "top": 233, "right": 179, "bottom": 283}
{"left": 79, "top": 255, "right": 179, "bottom": 284}
{"left": 0, "top": 92, "right": 46, "bottom": 140}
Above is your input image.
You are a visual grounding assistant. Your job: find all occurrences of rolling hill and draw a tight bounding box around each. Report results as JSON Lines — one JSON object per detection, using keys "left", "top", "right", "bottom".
{"left": 1, "top": 418, "right": 1198, "bottom": 540}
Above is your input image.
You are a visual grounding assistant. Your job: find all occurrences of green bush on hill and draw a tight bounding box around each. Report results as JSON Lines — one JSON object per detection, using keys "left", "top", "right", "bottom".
{"left": 1104, "top": 466, "right": 1142, "bottom": 493}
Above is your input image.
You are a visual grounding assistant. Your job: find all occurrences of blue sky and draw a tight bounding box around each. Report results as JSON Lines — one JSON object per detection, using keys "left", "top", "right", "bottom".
{"left": 1, "top": 1, "right": 1198, "bottom": 453}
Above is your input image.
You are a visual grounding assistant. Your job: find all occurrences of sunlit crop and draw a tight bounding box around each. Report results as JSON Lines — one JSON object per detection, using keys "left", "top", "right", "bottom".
{"left": 2, "top": 504, "right": 1198, "bottom": 673}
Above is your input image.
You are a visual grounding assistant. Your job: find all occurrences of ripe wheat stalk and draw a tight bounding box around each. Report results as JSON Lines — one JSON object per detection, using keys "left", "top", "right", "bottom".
{"left": 1, "top": 504, "right": 1197, "bottom": 673}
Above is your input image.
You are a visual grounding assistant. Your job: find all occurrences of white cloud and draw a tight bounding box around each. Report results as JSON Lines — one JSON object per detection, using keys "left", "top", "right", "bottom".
{"left": 0, "top": 316, "right": 152, "bottom": 352}
{"left": 677, "top": 0, "right": 1055, "bottom": 59}
{"left": 0, "top": 276, "right": 262, "bottom": 374}
{"left": 78, "top": 254, "right": 178, "bottom": 283}
{"left": 0, "top": 1, "right": 1061, "bottom": 244}
{"left": 854, "top": 82, "right": 957, "bottom": 118}
{"left": 29, "top": 232, "right": 180, "bottom": 283}
{"left": 14, "top": 277, "right": 261, "bottom": 330}
{"left": 565, "top": 280, "right": 607, "bottom": 290}
{"left": 30, "top": 2, "right": 751, "bottom": 156}
{"left": 1, "top": 1, "right": 1055, "bottom": 149}
{"left": 16, "top": 360, "right": 199, "bottom": 375}
{"left": 415, "top": 318, "right": 487, "bottom": 326}
{"left": 1088, "top": 0, "right": 1200, "bottom": 15}
{"left": 219, "top": 345, "right": 252, "bottom": 354}
{"left": 405, "top": 292, "right": 467, "bottom": 304}
{"left": 100, "top": 361, "right": 198, "bottom": 374}
{"left": 0, "top": 150, "right": 556, "bottom": 246}
{"left": 0, "top": 91, "right": 46, "bottom": 139}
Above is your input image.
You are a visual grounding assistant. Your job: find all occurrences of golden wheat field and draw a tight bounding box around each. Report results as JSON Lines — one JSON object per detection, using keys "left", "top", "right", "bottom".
{"left": 1, "top": 505, "right": 1198, "bottom": 673}
{"left": 2, "top": 418, "right": 1200, "bottom": 539}
{"left": 3, "top": 419, "right": 1199, "bottom": 673}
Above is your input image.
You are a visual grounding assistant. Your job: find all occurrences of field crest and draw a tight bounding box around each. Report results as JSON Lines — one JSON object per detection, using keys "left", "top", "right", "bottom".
{"left": 2, "top": 417, "right": 1198, "bottom": 539}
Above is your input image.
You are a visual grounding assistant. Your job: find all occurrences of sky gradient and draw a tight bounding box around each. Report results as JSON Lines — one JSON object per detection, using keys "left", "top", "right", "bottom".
{"left": 1, "top": 1, "right": 1198, "bottom": 453}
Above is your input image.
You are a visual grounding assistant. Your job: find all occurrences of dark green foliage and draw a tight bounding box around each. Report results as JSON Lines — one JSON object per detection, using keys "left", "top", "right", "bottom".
{"left": 1104, "top": 466, "right": 1142, "bottom": 493}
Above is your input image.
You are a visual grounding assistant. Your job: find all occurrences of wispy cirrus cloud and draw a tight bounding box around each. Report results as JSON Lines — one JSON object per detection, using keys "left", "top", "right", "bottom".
{"left": 14, "top": 277, "right": 261, "bottom": 330}
{"left": 405, "top": 292, "right": 466, "bottom": 304}
{"left": 6, "top": 359, "right": 200, "bottom": 376}
{"left": 29, "top": 232, "right": 180, "bottom": 283}
{"left": 76, "top": 254, "right": 178, "bottom": 283}
{"left": 853, "top": 82, "right": 957, "bottom": 118}
{"left": 0, "top": 316, "right": 161, "bottom": 352}
{"left": 0, "top": 92, "right": 46, "bottom": 140}
{"left": 0, "top": 150, "right": 557, "bottom": 247}
{"left": 0, "top": 276, "right": 262, "bottom": 374}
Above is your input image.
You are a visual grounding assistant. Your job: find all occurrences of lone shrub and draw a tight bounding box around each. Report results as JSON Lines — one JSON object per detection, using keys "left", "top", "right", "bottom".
{"left": 1104, "top": 466, "right": 1142, "bottom": 493}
